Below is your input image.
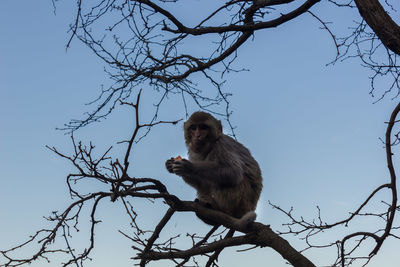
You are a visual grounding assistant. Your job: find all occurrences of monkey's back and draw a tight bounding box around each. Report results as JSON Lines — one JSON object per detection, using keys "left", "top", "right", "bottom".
{"left": 206, "top": 135, "right": 263, "bottom": 218}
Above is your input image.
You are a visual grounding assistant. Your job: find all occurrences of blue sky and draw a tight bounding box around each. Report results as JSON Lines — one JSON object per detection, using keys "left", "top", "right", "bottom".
{"left": 1, "top": 1, "right": 399, "bottom": 266}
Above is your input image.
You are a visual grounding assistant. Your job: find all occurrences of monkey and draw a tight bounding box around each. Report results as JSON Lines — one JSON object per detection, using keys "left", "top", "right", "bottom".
{"left": 165, "top": 111, "right": 263, "bottom": 227}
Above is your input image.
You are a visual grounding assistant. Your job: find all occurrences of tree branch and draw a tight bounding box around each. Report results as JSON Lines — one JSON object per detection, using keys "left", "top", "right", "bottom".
{"left": 354, "top": 0, "right": 400, "bottom": 55}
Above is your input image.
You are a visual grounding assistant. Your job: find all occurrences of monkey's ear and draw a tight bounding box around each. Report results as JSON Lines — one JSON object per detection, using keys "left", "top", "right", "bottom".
{"left": 217, "top": 120, "right": 223, "bottom": 134}
{"left": 183, "top": 121, "right": 190, "bottom": 142}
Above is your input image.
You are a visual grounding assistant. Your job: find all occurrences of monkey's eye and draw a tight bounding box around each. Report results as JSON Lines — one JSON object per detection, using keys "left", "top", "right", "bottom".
{"left": 198, "top": 124, "right": 209, "bottom": 130}
{"left": 189, "top": 124, "right": 209, "bottom": 131}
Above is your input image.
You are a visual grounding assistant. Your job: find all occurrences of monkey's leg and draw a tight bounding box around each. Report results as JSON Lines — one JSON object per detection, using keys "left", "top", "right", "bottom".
{"left": 194, "top": 198, "right": 221, "bottom": 226}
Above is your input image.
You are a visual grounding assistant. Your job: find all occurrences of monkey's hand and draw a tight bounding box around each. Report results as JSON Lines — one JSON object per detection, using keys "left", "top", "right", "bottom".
{"left": 165, "top": 158, "right": 175, "bottom": 173}
{"left": 171, "top": 159, "right": 194, "bottom": 176}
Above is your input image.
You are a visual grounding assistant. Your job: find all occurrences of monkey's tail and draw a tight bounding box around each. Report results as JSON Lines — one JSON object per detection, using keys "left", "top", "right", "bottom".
{"left": 234, "top": 211, "right": 257, "bottom": 230}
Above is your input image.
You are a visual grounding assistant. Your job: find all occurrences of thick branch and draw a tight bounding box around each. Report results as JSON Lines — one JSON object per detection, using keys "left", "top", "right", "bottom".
{"left": 139, "top": 222, "right": 315, "bottom": 267}
{"left": 161, "top": 0, "right": 320, "bottom": 35}
{"left": 370, "top": 99, "right": 400, "bottom": 255}
{"left": 158, "top": 200, "right": 316, "bottom": 267}
{"left": 354, "top": 0, "right": 400, "bottom": 55}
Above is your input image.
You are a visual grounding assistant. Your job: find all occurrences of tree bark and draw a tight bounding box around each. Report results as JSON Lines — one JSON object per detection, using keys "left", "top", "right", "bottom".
{"left": 354, "top": 0, "right": 400, "bottom": 55}
{"left": 251, "top": 223, "right": 316, "bottom": 267}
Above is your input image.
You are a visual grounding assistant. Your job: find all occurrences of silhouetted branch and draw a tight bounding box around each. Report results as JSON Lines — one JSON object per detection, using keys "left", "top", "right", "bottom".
{"left": 270, "top": 101, "right": 400, "bottom": 266}
{"left": 354, "top": 0, "right": 400, "bottom": 55}
{"left": 57, "top": 0, "right": 321, "bottom": 132}
{"left": 0, "top": 90, "right": 316, "bottom": 267}
{"left": 3, "top": 1, "right": 400, "bottom": 266}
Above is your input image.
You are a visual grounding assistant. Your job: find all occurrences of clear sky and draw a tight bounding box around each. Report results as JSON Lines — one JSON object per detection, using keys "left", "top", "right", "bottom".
{"left": 1, "top": 1, "right": 399, "bottom": 266}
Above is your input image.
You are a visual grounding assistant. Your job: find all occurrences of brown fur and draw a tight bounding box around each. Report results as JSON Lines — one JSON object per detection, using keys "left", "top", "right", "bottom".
{"left": 166, "top": 111, "right": 263, "bottom": 223}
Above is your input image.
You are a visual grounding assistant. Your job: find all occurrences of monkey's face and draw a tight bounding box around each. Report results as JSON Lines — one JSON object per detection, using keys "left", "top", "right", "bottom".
{"left": 188, "top": 123, "right": 210, "bottom": 153}
{"left": 184, "top": 112, "right": 222, "bottom": 155}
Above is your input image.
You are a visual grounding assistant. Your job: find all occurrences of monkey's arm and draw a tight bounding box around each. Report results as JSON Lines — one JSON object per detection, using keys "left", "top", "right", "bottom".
{"left": 165, "top": 158, "right": 175, "bottom": 173}
{"left": 172, "top": 159, "right": 243, "bottom": 187}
